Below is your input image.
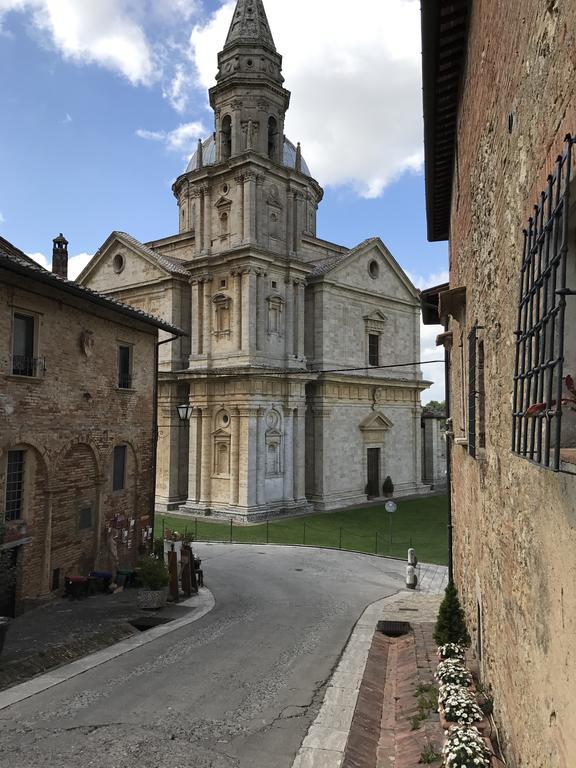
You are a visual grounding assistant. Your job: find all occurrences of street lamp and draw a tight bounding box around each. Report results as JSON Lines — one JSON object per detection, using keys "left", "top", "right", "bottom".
{"left": 177, "top": 403, "right": 194, "bottom": 422}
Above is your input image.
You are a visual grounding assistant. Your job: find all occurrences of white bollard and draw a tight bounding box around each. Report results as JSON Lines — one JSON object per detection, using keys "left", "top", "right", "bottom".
{"left": 406, "top": 564, "right": 417, "bottom": 589}
{"left": 408, "top": 547, "right": 418, "bottom": 566}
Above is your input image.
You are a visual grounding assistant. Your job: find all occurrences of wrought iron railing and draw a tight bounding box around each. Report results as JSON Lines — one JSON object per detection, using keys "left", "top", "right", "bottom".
{"left": 118, "top": 374, "right": 133, "bottom": 389}
{"left": 11, "top": 356, "right": 46, "bottom": 378}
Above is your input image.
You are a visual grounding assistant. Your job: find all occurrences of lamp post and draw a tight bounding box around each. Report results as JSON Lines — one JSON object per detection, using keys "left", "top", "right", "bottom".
{"left": 177, "top": 403, "right": 194, "bottom": 422}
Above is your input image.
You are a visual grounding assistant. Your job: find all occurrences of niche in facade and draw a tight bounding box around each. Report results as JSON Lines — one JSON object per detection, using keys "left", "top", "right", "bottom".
{"left": 268, "top": 116, "right": 279, "bottom": 161}
{"left": 212, "top": 294, "right": 232, "bottom": 338}
{"left": 221, "top": 115, "right": 232, "bottom": 160}
{"left": 267, "top": 295, "right": 284, "bottom": 336}
{"left": 267, "top": 185, "right": 283, "bottom": 243}
{"left": 213, "top": 410, "right": 231, "bottom": 477}
{"left": 215, "top": 196, "right": 232, "bottom": 241}
{"left": 265, "top": 409, "right": 283, "bottom": 476}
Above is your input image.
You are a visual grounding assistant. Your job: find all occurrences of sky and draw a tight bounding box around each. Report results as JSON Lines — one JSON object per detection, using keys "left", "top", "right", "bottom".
{"left": 0, "top": 0, "right": 447, "bottom": 402}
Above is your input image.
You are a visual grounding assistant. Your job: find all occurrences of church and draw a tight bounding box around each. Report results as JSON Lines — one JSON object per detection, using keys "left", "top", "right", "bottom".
{"left": 79, "top": 0, "right": 430, "bottom": 520}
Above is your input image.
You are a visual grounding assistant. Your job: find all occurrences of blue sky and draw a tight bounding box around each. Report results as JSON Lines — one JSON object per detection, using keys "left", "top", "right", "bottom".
{"left": 0, "top": 0, "right": 447, "bottom": 400}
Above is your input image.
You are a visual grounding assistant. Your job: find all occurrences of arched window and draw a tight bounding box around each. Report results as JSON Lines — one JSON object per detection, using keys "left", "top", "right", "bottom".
{"left": 268, "top": 116, "right": 278, "bottom": 161}
{"left": 221, "top": 115, "right": 232, "bottom": 161}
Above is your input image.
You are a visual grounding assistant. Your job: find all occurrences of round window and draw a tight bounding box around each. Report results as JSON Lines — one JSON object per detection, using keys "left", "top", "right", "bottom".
{"left": 113, "top": 254, "right": 125, "bottom": 274}
{"left": 368, "top": 260, "right": 379, "bottom": 279}
{"left": 223, "top": 184, "right": 229, "bottom": 194}
{"left": 222, "top": 413, "right": 230, "bottom": 426}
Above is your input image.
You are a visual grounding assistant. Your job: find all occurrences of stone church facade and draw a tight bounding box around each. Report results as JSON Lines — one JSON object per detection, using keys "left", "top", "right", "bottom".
{"left": 80, "top": 0, "right": 429, "bottom": 520}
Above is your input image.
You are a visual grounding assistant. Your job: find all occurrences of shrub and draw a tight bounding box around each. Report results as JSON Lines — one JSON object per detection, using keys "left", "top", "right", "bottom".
{"left": 441, "top": 688, "right": 484, "bottom": 725}
{"left": 442, "top": 726, "right": 491, "bottom": 768}
{"left": 437, "top": 642, "right": 466, "bottom": 661}
{"left": 138, "top": 556, "right": 169, "bottom": 591}
{"left": 434, "top": 581, "right": 471, "bottom": 647}
{"left": 435, "top": 659, "right": 472, "bottom": 687}
{"left": 383, "top": 476, "right": 394, "bottom": 496}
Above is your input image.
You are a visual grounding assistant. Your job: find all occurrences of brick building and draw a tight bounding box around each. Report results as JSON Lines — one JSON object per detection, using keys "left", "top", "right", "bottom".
{"left": 0, "top": 235, "right": 181, "bottom": 616}
{"left": 422, "top": 1, "right": 576, "bottom": 766}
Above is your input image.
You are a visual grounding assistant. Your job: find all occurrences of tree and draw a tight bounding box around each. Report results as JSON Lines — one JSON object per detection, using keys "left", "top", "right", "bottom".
{"left": 433, "top": 581, "right": 471, "bottom": 647}
{"left": 423, "top": 400, "right": 446, "bottom": 415}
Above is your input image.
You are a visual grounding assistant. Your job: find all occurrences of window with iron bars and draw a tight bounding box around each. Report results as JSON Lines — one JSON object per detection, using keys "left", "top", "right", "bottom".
{"left": 5, "top": 450, "right": 25, "bottom": 521}
{"left": 512, "top": 134, "right": 576, "bottom": 473}
{"left": 468, "top": 326, "right": 486, "bottom": 459}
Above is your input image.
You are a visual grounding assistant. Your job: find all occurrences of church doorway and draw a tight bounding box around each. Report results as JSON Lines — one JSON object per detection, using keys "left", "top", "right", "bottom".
{"left": 366, "top": 447, "right": 381, "bottom": 497}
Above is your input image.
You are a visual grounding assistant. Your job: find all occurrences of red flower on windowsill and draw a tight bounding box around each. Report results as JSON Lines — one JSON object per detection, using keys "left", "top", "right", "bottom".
{"left": 526, "top": 375, "right": 576, "bottom": 415}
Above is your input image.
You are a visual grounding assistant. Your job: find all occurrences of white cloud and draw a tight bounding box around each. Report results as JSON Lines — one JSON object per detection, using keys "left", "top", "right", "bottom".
{"left": 0, "top": 0, "right": 155, "bottom": 84}
{"left": 408, "top": 270, "right": 449, "bottom": 291}
{"left": 190, "top": 0, "right": 423, "bottom": 197}
{"left": 420, "top": 321, "right": 445, "bottom": 404}
{"left": 28, "top": 251, "right": 93, "bottom": 280}
{"left": 136, "top": 121, "right": 207, "bottom": 154}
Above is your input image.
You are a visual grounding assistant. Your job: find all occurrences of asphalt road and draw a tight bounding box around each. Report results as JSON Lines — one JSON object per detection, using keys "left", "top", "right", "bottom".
{"left": 0, "top": 544, "right": 407, "bottom": 768}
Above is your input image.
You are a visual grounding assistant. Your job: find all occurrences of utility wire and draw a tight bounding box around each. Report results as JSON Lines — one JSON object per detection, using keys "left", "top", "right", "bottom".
{"left": 180, "top": 359, "right": 445, "bottom": 378}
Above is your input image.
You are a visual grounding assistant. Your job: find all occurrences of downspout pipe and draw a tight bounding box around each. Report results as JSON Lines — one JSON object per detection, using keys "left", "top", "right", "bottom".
{"left": 150, "top": 334, "right": 182, "bottom": 552}
{"left": 445, "top": 325, "right": 453, "bottom": 584}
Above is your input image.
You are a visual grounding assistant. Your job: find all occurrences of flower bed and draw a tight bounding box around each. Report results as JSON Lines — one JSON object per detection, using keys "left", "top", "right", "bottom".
{"left": 438, "top": 687, "right": 489, "bottom": 735}
{"left": 442, "top": 725, "right": 491, "bottom": 768}
{"left": 437, "top": 642, "right": 466, "bottom": 662}
{"left": 435, "top": 658, "right": 473, "bottom": 687}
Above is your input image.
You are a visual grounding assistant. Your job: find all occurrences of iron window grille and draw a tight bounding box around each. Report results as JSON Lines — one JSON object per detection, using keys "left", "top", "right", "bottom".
{"left": 11, "top": 355, "right": 46, "bottom": 377}
{"left": 5, "top": 450, "right": 25, "bottom": 521}
{"left": 468, "top": 325, "right": 485, "bottom": 459}
{"left": 512, "top": 134, "right": 576, "bottom": 472}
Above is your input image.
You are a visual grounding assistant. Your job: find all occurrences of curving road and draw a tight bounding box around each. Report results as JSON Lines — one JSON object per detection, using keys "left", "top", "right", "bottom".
{"left": 0, "top": 544, "right": 407, "bottom": 768}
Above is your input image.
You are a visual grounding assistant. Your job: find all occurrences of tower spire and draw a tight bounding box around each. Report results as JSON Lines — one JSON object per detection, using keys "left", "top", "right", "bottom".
{"left": 225, "top": 0, "right": 276, "bottom": 51}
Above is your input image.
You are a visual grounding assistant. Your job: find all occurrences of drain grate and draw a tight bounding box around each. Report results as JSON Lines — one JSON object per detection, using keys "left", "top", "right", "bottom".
{"left": 129, "top": 616, "right": 174, "bottom": 632}
{"left": 377, "top": 620, "right": 412, "bottom": 637}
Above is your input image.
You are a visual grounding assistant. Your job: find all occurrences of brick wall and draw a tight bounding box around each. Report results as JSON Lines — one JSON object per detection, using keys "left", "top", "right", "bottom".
{"left": 0, "top": 271, "right": 158, "bottom": 612}
{"left": 448, "top": 2, "right": 576, "bottom": 766}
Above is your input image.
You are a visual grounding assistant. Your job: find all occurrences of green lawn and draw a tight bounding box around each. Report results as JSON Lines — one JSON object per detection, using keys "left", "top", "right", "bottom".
{"left": 156, "top": 495, "right": 448, "bottom": 565}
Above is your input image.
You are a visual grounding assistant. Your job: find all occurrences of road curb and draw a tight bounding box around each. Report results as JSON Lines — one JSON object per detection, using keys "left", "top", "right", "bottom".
{"left": 0, "top": 587, "right": 216, "bottom": 712}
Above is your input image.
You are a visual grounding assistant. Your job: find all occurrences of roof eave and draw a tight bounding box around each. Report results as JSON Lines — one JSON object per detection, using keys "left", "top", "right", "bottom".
{"left": 422, "top": 0, "right": 471, "bottom": 242}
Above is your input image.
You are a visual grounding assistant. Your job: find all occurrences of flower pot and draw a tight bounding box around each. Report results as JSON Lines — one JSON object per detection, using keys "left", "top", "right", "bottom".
{"left": 439, "top": 704, "right": 491, "bottom": 736}
{"left": 0, "top": 618, "right": 10, "bottom": 655}
{"left": 136, "top": 587, "right": 168, "bottom": 610}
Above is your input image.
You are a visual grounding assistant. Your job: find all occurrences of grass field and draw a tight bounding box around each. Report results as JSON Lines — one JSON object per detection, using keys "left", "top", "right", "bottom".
{"left": 156, "top": 494, "right": 448, "bottom": 565}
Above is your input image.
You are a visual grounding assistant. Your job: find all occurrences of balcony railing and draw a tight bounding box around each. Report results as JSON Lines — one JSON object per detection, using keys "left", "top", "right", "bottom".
{"left": 11, "top": 356, "right": 46, "bottom": 378}
{"left": 118, "top": 374, "right": 133, "bottom": 389}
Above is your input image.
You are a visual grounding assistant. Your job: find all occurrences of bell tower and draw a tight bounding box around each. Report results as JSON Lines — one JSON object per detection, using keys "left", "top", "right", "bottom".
{"left": 209, "top": 0, "right": 291, "bottom": 164}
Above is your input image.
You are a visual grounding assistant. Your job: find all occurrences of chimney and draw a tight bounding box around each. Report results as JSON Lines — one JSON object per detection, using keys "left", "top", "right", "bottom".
{"left": 52, "top": 233, "right": 69, "bottom": 279}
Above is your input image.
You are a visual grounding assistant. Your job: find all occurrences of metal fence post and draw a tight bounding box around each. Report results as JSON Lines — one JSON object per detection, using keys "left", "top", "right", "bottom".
{"left": 303, "top": 522, "right": 306, "bottom": 546}
{"left": 375, "top": 531, "right": 378, "bottom": 555}
{"left": 339, "top": 527, "right": 342, "bottom": 550}
{"left": 195, "top": 518, "right": 198, "bottom": 540}
{"left": 230, "top": 518, "right": 233, "bottom": 543}
{"left": 266, "top": 520, "right": 269, "bottom": 544}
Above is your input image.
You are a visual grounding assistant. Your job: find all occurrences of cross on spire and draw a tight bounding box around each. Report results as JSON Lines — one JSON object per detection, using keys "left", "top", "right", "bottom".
{"left": 225, "top": 0, "right": 276, "bottom": 50}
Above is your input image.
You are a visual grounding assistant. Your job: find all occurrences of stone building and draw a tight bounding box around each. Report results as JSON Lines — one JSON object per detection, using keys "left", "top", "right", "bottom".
{"left": 80, "top": 0, "right": 429, "bottom": 520}
{"left": 422, "top": 1, "right": 576, "bottom": 766}
{"left": 0, "top": 235, "right": 181, "bottom": 616}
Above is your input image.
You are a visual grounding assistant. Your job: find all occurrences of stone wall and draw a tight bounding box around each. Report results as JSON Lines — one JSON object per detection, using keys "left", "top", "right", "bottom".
{"left": 0, "top": 272, "right": 159, "bottom": 613}
{"left": 447, "top": 2, "right": 576, "bottom": 766}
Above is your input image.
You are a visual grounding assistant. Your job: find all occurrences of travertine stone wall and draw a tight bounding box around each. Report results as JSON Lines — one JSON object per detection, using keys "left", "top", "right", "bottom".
{"left": 0, "top": 272, "right": 158, "bottom": 612}
{"left": 448, "top": 2, "right": 576, "bottom": 766}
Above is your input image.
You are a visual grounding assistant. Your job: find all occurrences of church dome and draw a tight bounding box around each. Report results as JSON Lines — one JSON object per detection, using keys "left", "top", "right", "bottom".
{"left": 186, "top": 134, "right": 311, "bottom": 177}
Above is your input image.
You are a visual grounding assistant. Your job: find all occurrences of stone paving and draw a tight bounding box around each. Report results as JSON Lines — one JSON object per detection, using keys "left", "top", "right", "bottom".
{"left": 291, "top": 565, "right": 448, "bottom": 768}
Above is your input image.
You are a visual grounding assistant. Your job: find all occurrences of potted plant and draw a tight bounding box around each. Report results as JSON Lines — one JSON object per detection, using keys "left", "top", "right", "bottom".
{"left": 136, "top": 556, "right": 169, "bottom": 610}
{"left": 437, "top": 642, "right": 466, "bottom": 661}
{"left": 383, "top": 476, "right": 394, "bottom": 497}
{"left": 439, "top": 687, "right": 486, "bottom": 731}
{"left": 442, "top": 725, "right": 491, "bottom": 768}
{"left": 435, "top": 659, "right": 473, "bottom": 687}
{"left": 434, "top": 581, "right": 471, "bottom": 647}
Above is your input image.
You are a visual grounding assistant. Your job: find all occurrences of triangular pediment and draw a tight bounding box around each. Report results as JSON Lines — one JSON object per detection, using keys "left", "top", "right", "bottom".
{"left": 359, "top": 412, "right": 394, "bottom": 432}
{"left": 315, "top": 238, "right": 419, "bottom": 302}
{"left": 215, "top": 196, "right": 232, "bottom": 210}
{"left": 77, "top": 231, "right": 186, "bottom": 291}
